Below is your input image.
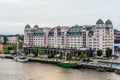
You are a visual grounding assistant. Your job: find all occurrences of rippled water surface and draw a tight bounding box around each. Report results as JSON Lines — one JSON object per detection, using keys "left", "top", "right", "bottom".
{"left": 0, "top": 59, "right": 120, "bottom": 80}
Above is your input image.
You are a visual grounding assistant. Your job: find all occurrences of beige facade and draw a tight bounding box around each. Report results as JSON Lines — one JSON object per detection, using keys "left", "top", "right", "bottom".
{"left": 24, "top": 19, "right": 114, "bottom": 54}
{"left": 0, "top": 35, "right": 17, "bottom": 44}
{"left": 7, "top": 35, "right": 17, "bottom": 44}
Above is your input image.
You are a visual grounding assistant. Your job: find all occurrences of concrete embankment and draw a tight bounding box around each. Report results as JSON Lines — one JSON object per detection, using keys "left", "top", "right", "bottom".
{"left": 29, "top": 58, "right": 57, "bottom": 64}
{"left": 1, "top": 54, "right": 57, "bottom": 65}
{"left": 1, "top": 54, "right": 120, "bottom": 74}
{"left": 79, "top": 64, "right": 116, "bottom": 72}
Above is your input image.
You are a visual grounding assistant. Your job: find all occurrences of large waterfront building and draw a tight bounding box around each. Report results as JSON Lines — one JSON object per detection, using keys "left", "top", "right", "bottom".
{"left": 24, "top": 19, "right": 114, "bottom": 54}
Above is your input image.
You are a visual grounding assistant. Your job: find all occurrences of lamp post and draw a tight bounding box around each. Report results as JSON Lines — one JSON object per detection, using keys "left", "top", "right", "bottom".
{"left": 93, "top": 51, "right": 95, "bottom": 64}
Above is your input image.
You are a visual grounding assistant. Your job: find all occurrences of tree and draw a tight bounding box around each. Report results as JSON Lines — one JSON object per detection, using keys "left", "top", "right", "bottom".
{"left": 79, "top": 52, "right": 87, "bottom": 60}
{"left": 32, "top": 49, "right": 38, "bottom": 57}
{"left": 16, "top": 34, "right": 24, "bottom": 41}
{"left": 24, "top": 50, "right": 29, "bottom": 55}
{"left": 105, "top": 48, "right": 112, "bottom": 57}
{"left": 97, "top": 50, "right": 103, "bottom": 57}
{"left": 67, "top": 53, "right": 72, "bottom": 62}
{"left": 5, "top": 46, "right": 9, "bottom": 54}
{"left": 3, "top": 36, "right": 7, "bottom": 44}
{"left": 9, "top": 44, "right": 17, "bottom": 53}
{"left": 39, "top": 48, "right": 44, "bottom": 55}
{"left": 86, "top": 48, "right": 93, "bottom": 57}
{"left": 19, "top": 43, "right": 23, "bottom": 50}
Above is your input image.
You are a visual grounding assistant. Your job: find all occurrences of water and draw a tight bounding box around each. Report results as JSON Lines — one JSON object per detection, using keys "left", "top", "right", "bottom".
{"left": 0, "top": 59, "right": 120, "bottom": 80}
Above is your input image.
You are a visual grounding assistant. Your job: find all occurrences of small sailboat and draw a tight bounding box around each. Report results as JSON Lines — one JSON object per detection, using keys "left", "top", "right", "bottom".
{"left": 17, "top": 53, "right": 29, "bottom": 62}
{"left": 57, "top": 50, "right": 78, "bottom": 68}
{"left": 13, "top": 53, "right": 29, "bottom": 62}
{"left": 13, "top": 38, "right": 29, "bottom": 62}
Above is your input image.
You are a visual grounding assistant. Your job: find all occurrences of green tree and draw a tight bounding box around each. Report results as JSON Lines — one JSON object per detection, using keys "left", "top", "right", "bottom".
{"left": 5, "top": 46, "right": 9, "bottom": 54}
{"left": 97, "top": 50, "right": 103, "bottom": 57}
{"left": 79, "top": 52, "right": 87, "bottom": 60}
{"left": 39, "top": 48, "right": 44, "bottom": 55}
{"left": 9, "top": 50, "right": 15, "bottom": 54}
{"left": 19, "top": 43, "right": 23, "bottom": 50}
{"left": 105, "top": 48, "right": 112, "bottom": 57}
{"left": 32, "top": 49, "right": 38, "bottom": 57}
{"left": 9, "top": 44, "right": 17, "bottom": 53}
{"left": 3, "top": 36, "right": 7, "bottom": 44}
{"left": 24, "top": 50, "right": 29, "bottom": 55}
{"left": 6, "top": 44, "right": 17, "bottom": 54}
{"left": 86, "top": 49, "right": 93, "bottom": 57}
{"left": 67, "top": 53, "right": 72, "bottom": 62}
{"left": 8, "top": 46, "right": 12, "bottom": 50}
{"left": 16, "top": 34, "right": 24, "bottom": 41}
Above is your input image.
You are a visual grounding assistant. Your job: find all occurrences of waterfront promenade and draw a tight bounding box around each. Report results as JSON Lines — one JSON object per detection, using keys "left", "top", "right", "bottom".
{"left": 1, "top": 59, "right": 119, "bottom": 80}
{"left": 1, "top": 54, "right": 120, "bottom": 74}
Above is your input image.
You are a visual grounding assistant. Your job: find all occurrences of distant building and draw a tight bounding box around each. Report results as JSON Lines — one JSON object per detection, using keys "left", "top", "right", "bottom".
{"left": 24, "top": 19, "right": 114, "bottom": 54}
{"left": 0, "top": 35, "right": 17, "bottom": 44}
{"left": 7, "top": 35, "right": 17, "bottom": 44}
{"left": 0, "top": 35, "right": 4, "bottom": 44}
{"left": 114, "top": 29, "right": 120, "bottom": 54}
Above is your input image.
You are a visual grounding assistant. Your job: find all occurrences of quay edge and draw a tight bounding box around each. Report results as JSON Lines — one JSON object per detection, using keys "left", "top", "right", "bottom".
{"left": 1, "top": 54, "right": 120, "bottom": 74}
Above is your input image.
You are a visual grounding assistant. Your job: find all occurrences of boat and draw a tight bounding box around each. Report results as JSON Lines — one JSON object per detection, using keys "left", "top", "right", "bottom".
{"left": 57, "top": 51, "right": 78, "bottom": 68}
{"left": 17, "top": 54, "right": 29, "bottom": 62}
{"left": 13, "top": 38, "right": 29, "bottom": 62}
{"left": 12, "top": 53, "right": 29, "bottom": 62}
{"left": 57, "top": 62, "right": 78, "bottom": 68}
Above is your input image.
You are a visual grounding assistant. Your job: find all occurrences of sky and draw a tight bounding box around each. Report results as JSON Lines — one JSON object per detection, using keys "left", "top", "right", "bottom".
{"left": 0, "top": 0, "right": 120, "bottom": 34}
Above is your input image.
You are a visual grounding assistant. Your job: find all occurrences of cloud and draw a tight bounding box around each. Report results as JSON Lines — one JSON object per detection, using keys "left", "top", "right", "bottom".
{"left": 0, "top": 20, "right": 53, "bottom": 34}
{"left": 0, "top": 0, "right": 21, "bottom": 4}
{"left": 0, "top": 0, "right": 120, "bottom": 34}
{"left": 0, "top": 21, "right": 24, "bottom": 34}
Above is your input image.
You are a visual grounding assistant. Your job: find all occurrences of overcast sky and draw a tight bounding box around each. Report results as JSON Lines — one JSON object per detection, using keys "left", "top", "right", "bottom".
{"left": 0, "top": 0, "right": 120, "bottom": 34}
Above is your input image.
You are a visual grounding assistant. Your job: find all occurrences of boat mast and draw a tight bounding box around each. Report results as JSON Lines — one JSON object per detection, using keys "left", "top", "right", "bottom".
{"left": 17, "top": 35, "right": 19, "bottom": 55}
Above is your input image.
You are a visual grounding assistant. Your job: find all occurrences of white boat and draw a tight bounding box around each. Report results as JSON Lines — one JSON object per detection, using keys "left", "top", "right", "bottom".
{"left": 13, "top": 37, "right": 29, "bottom": 62}
{"left": 17, "top": 55, "right": 29, "bottom": 62}
{"left": 12, "top": 53, "right": 29, "bottom": 62}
